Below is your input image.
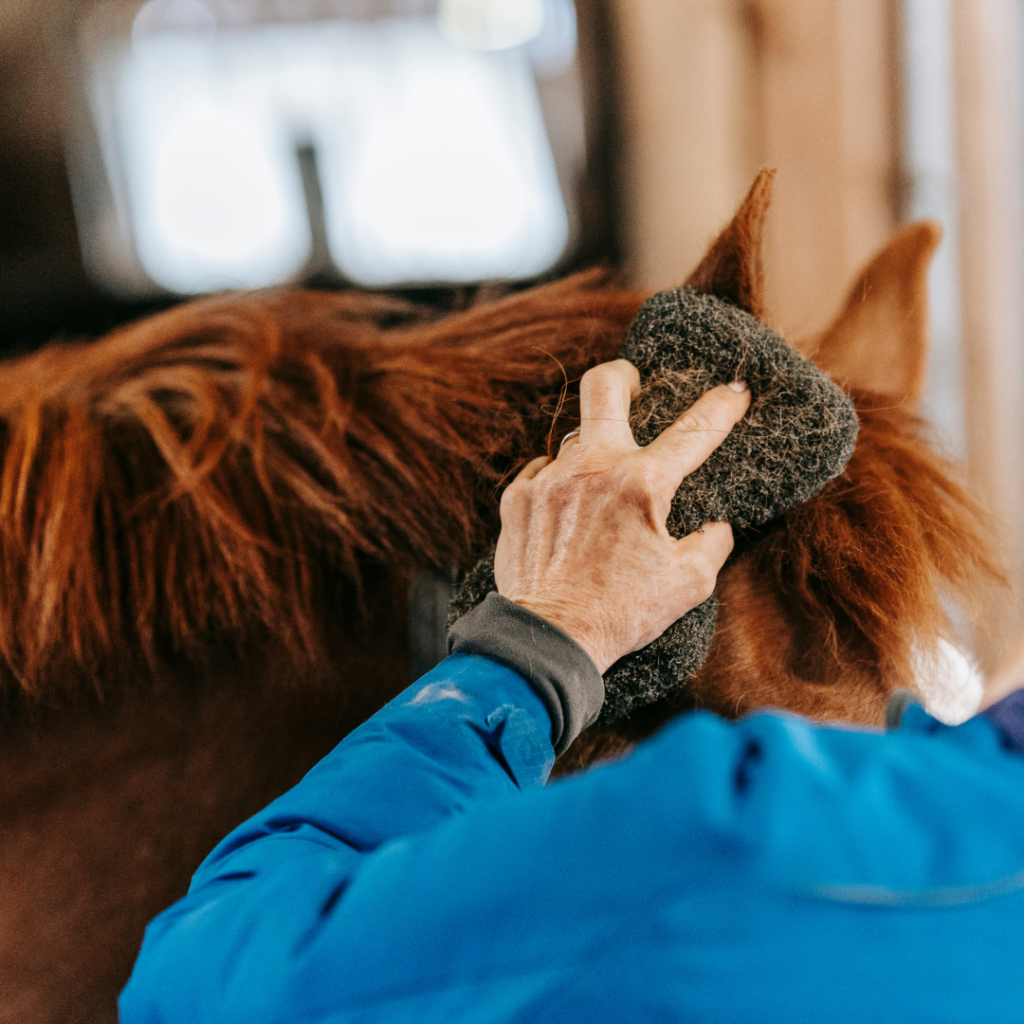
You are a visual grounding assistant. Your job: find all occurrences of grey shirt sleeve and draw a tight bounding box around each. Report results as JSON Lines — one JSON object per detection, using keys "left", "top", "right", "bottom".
{"left": 447, "top": 592, "right": 605, "bottom": 756}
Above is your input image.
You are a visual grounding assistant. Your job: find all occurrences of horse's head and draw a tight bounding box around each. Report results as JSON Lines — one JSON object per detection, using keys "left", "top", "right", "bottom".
{"left": 557, "top": 172, "right": 1007, "bottom": 772}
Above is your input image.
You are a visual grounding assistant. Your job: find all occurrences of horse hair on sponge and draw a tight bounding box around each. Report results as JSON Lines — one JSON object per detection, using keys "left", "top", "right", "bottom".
{"left": 449, "top": 287, "right": 859, "bottom": 727}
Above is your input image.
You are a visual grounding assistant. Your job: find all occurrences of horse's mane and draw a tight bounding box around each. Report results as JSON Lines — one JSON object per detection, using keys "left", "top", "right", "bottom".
{"left": 758, "top": 392, "right": 1003, "bottom": 692}
{"left": 0, "top": 272, "right": 642, "bottom": 708}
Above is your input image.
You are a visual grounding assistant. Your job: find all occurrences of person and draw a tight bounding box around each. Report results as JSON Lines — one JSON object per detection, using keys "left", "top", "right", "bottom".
{"left": 120, "top": 361, "right": 1024, "bottom": 1023}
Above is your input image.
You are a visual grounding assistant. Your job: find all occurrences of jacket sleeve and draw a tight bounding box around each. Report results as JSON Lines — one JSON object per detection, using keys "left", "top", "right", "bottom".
{"left": 119, "top": 595, "right": 604, "bottom": 1023}
{"left": 119, "top": 642, "right": 1024, "bottom": 1023}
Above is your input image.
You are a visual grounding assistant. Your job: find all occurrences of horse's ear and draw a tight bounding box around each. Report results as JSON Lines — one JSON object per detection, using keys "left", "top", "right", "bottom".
{"left": 684, "top": 168, "right": 775, "bottom": 320}
{"left": 804, "top": 221, "right": 942, "bottom": 403}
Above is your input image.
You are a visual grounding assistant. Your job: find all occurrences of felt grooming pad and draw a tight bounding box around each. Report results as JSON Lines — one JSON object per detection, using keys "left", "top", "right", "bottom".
{"left": 449, "top": 287, "right": 859, "bottom": 726}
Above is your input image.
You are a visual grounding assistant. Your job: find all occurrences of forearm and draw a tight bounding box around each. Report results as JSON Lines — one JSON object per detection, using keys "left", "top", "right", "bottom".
{"left": 194, "top": 656, "right": 549, "bottom": 886}
{"left": 191, "top": 594, "right": 602, "bottom": 881}
{"left": 120, "top": 597, "right": 603, "bottom": 1022}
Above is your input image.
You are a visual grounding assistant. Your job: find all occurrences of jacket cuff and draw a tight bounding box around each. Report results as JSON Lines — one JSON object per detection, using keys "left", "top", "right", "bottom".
{"left": 447, "top": 592, "right": 605, "bottom": 756}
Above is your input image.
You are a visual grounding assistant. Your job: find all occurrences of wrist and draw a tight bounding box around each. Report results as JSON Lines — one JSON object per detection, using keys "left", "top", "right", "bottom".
{"left": 447, "top": 593, "right": 606, "bottom": 754}
{"left": 500, "top": 595, "right": 612, "bottom": 674}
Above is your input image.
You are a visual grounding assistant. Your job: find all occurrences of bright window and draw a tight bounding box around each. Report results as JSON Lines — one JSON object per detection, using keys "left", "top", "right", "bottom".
{"left": 77, "top": 0, "right": 576, "bottom": 294}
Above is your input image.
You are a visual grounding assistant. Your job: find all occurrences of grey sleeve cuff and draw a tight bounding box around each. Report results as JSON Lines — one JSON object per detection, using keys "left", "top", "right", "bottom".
{"left": 447, "top": 592, "right": 605, "bottom": 756}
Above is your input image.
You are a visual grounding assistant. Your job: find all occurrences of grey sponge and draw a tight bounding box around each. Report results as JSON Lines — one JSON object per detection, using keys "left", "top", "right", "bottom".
{"left": 449, "top": 287, "right": 859, "bottom": 725}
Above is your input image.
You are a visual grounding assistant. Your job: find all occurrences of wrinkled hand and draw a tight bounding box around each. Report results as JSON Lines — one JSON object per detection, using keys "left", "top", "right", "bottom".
{"left": 494, "top": 360, "right": 751, "bottom": 674}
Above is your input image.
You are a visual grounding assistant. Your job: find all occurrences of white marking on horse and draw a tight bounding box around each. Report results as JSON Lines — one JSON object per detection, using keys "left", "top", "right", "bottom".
{"left": 913, "top": 638, "right": 984, "bottom": 725}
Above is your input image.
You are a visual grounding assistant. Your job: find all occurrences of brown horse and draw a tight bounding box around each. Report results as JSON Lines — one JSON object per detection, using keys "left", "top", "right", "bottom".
{"left": 0, "top": 173, "right": 1004, "bottom": 1023}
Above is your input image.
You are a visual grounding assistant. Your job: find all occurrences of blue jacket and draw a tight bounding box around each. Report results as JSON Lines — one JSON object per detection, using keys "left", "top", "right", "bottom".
{"left": 121, "top": 618, "right": 1024, "bottom": 1022}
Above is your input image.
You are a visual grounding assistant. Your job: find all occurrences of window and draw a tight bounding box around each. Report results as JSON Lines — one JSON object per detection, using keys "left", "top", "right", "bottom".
{"left": 73, "top": 0, "right": 582, "bottom": 294}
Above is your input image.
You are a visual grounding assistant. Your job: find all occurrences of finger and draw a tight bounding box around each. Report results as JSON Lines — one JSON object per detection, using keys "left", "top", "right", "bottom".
{"left": 671, "top": 522, "right": 735, "bottom": 601}
{"left": 578, "top": 360, "right": 641, "bottom": 449}
{"left": 678, "top": 521, "right": 734, "bottom": 565}
{"left": 557, "top": 430, "right": 581, "bottom": 457}
{"left": 643, "top": 382, "right": 750, "bottom": 494}
{"left": 500, "top": 455, "right": 551, "bottom": 522}
{"left": 513, "top": 455, "right": 552, "bottom": 483}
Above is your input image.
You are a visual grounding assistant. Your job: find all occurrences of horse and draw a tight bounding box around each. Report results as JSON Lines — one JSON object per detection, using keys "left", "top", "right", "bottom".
{"left": 0, "top": 172, "right": 1004, "bottom": 1023}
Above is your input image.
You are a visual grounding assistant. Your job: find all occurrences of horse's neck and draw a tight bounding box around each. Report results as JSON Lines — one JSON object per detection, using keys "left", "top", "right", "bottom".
{"left": 689, "top": 551, "right": 891, "bottom": 724}
{"left": 0, "top": 638, "right": 409, "bottom": 1024}
{"left": 556, "top": 549, "right": 895, "bottom": 778}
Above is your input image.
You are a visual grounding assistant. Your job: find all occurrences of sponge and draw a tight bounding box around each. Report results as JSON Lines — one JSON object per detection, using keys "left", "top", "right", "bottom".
{"left": 449, "top": 287, "right": 859, "bottom": 725}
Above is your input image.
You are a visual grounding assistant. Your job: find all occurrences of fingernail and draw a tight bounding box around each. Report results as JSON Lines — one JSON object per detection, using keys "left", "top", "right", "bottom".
{"left": 727, "top": 380, "right": 748, "bottom": 392}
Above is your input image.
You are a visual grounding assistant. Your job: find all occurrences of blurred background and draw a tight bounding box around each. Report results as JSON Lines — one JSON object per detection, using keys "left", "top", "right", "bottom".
{"left": 2, "top": 0, "right": 1024, "bottom": 657}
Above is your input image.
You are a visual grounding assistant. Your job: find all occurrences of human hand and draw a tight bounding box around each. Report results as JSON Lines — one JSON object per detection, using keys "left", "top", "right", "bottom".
{"left": 494, "top": 359, "right": 751, "bottom": 674}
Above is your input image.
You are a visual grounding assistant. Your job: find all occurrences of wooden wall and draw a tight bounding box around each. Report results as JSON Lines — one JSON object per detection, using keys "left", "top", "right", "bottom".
{"left": 607, "top": 0, "right": 761, "bottom": 293}
{"left": 610, "top": 0, "right": 899, "bottom": 338}
{"left": 609, "top": 0, "right": 1024, "bottom": 659}
{"left": 953, "top": 0, "right": 1024, "bottom": 636}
